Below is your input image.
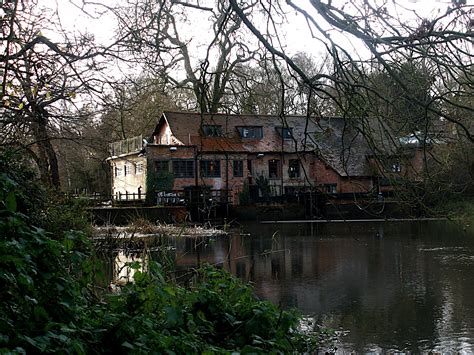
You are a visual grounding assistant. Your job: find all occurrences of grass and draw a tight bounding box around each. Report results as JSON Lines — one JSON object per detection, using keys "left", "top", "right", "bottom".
{"left": 441, "top": 198, "right": 474, "bottom": 229}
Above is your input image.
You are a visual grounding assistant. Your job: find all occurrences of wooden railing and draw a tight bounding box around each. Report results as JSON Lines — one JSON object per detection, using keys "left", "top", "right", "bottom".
{"left": 114, "top": 191, "right": 145, "bottom": 201}
{"left": 109, "top": 135, "right": 143, "bottom": 156}
{"left": 66, "top": 188, "right": 234, "bottom": 206}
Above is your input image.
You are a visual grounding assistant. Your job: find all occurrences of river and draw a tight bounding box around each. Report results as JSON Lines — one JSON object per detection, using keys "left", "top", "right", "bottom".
{"left": 108, "top": 220, "right": 474, "bottom": 353}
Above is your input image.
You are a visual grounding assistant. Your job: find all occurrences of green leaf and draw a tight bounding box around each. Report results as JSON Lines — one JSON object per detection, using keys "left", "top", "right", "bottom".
{"left": 63, "top": 237, "right": 74, "bottom": 252}
{"left": 34, "top": 305, "right": 49, "bottom": 322}
{"left": 129, "top": 261, "right": 141, "bottom": 270}
{"left": 121, "top": 341, "right": 135, "bottom": 350}
{"left": 5, "top": 191, "right": 17, "bottom": 212}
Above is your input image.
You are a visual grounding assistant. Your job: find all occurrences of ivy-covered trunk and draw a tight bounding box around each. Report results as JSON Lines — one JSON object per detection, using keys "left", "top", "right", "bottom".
{"left": 145, "top": 158, "right": 175, "bottom": 205}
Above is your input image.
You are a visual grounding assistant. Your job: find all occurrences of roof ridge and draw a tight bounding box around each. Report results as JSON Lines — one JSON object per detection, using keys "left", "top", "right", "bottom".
{"left": 162, "top": 110, "right": 347, "bottom": 120}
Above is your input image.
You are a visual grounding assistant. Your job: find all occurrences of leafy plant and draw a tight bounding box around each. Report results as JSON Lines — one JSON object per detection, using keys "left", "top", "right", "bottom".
{"left": 146, "top": 162, "right": 175, "bottom": 204}
{"left": 239, "top": 180, "right": 250, "bottom": 205}
{"left": 256, "top": 175, "right": 271, "bottom": 200}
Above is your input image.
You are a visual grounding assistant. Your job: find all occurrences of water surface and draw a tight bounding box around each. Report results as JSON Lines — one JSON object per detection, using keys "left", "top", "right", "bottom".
{"left": 107, "top": 220, "right": 474, "bottom": 353}
{"left": 172, "top": 221, "right": 474, "bottom": 353}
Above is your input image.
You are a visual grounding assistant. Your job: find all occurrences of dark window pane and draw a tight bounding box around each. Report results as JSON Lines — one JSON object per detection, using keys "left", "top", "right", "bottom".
{"left": 200, "top": 160, "right": 221, "bottom": 178}
{"left": 268, "top": 159, "right": 280, "bottom": 179}
{"left": 323, "top": 184, "right": 337, "bottom": 194}
{"left": 172, "top": 160, "right": 194, "bottom": 178}
{"left": 155, "top": 160, "right": 169, "bottom": 172}
{"left": 277, "top": 127, "right": 293, "bottom": 139}
{"left": 202, "top": 125, "right": 222, "bottom": 137}
{"left": 288, "top": 159, "right": 300, "bottom": 178}
{"left": 233, "top": 160, "right": 244, "bottom": 177}
{"left": 237, "top": 126, "right": 263, "bottom": 139}
{"left": 391, "top": 161, "right": 401, "bottom": 173}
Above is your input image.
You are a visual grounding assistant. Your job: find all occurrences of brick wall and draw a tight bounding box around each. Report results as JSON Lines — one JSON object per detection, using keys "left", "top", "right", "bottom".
{"left": 143, "top": 145, "right": 382, "bottom": 203}
{"left": 339, "top": 177, "right": 374, "bottom": 193}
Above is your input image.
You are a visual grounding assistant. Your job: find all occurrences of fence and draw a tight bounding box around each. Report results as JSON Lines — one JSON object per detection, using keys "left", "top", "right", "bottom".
{"left": 114, "top": 191, "right": 145, "bottom": 201}
{"left": 109, "top": 135, "right": 143, "bottom": 156}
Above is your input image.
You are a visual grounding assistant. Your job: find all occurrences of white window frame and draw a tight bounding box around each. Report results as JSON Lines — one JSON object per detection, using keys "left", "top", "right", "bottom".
{"left": 124, "top": 163, "right": 134, "bottom": 176}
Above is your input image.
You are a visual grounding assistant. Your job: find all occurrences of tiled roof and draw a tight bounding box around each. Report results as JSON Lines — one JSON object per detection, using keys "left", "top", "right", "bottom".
{"left": 156, "top": 111, "right": 381, "bottom": 177}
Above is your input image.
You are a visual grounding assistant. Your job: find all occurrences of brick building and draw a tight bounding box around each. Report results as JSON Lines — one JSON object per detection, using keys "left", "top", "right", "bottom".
{"left": 108, "top": 111, "right": 427, "bottom": 204}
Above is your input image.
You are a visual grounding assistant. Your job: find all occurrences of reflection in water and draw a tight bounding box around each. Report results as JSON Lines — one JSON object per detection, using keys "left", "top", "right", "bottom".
{"left": 113, "top": 251, "right": 147, "bottom": 285}
{"left": 167, "top": 221, "right": 474, "bottom": 353}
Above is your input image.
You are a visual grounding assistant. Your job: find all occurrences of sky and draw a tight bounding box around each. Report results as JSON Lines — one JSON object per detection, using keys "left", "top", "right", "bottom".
{"left": 38, "top": 0, "right": 463, "bottom": 50}
{"left": 36, "top": 0, "right": 471, "bottom": 78}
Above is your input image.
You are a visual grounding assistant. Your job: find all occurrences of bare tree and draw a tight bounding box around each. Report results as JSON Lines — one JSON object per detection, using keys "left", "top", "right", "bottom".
{"left": 227, "top": 0, "right": 473, "bottom": 139}
{"left": 100, "top": 77, "right": 178, "bottom": 141}
{"left": 0, "top": 0, "right": 112, "bottom": 188}
{"left": 114, "top": 0, "right": 260, "bottom": 113}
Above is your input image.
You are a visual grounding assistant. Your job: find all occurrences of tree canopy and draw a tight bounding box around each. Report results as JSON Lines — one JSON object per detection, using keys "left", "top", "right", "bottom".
{"left": 1, "top": 0, "right": 472, "bottom": 195}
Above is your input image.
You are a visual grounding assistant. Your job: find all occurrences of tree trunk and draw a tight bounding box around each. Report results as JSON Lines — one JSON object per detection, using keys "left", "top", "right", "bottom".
{"left": 33, "top": 113, "right": 61, "bottom": 189}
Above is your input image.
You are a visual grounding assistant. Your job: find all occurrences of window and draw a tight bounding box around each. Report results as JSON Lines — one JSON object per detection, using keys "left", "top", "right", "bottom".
{"left": 202, "top": 125, "right": 222, "bottom": 137}
{"left": 172, "top": 160, "right": 194, "bottom": 178}
{"left": 288, "top": 159, "right": 300, "bottom": 178}
{"left": 268, "top": 159, "right": 280, "bottom": 179}
{"left": 233, "top": 160, "right": 244, "bottom": 177}
{"left": 391, "top": 161, "right": 401, "bottom": 173}
{"left": 324, "top": 184, "right": 337, "bottom": 194}
{"left": 285, "top": 186, "right": 302, "bottom": 195}
{"left": 136, "top": 162, "right": 144, "bottom": 175}
{"left": 200, "top": 160, "right": 221, "bottom": 178}
{"left": 155, "top": 160, "right": 169, "bottom": 173}
{"left": 115, "top": 166, "right": 123, "bottom": 177}
{"left": 124, "top": 163, "right": 134, "bottom": 176}
{"left": 237, "top": 126, "right": 263, "bottom": 139}
{"left": 276, "top": 127, "right": 293, "bottom": 139}
{"left": 247, "top": 159, "right": 252, "bottom": 174}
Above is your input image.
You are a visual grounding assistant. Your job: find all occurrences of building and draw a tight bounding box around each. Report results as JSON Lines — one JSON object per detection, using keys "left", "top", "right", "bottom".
{"left": 108, "top": 111, "right": 427, "bottom": 204}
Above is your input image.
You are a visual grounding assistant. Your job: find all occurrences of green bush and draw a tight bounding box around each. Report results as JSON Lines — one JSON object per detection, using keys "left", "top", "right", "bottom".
{"left": 102, "top": 264, "right": 312, "bottom": 353}
{"left": 146, "top": 161, "right": 175, "bottom": 204}
{"left": 239, "top": 180, "right": 250, "bottom": 205}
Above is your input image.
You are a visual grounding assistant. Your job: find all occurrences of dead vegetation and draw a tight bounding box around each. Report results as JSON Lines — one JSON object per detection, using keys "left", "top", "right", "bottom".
{"left": 93, "top": 218, "right": 228, "bottom": 239}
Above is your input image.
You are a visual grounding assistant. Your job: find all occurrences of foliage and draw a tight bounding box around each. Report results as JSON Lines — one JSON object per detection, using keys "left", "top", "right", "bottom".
{"left": 0, "top": 150, "right": 47, "bottom": 221}
{"left": 103, "top": 264, "right": 317, "bottom": 353}
{"left": 0, "top": 152, "right": 320, "bottom": 353}
{"left": 40, "top": 195, "right": 94, "bottom": 237}
{"left": 239, "top": 180, "right": 250, "bottom": 205}
{"left": 439, "top": 198, "right": 474, "bottom": 224}
{"left": 0, "top": 153, "right": 96, "bottom": 353}
{"left": 256, "top": 175, "right": 271, "bottom": 201}
{"left": 145, "top": 163, "right": 175, "bottom": 204}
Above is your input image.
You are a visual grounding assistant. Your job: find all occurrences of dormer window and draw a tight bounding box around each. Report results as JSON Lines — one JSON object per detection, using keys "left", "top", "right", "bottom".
{"left": 202, "top": 125, "right": 223, "bottom": 137}
{"left": 276, "top": 127, "right": 293, "bottom": 139}
{"left": 391, "top": 161, "right": 401, "bottom": 173}
{"left": 237, "top": 126, "right": 263, "bottom": 139}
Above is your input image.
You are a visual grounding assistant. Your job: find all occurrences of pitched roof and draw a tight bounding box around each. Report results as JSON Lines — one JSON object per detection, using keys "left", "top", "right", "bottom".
{"left": 155, "top": 111, "right": 377, "bottom": 177}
